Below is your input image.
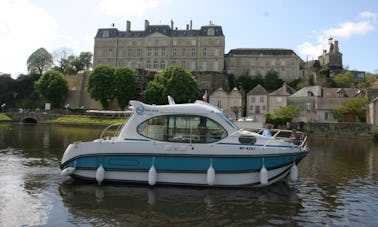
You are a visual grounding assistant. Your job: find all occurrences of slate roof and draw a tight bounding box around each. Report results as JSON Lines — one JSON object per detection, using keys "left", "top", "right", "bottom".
{"left": 95, "top": 24, "right": 224, "bottom": 38}
{"left": 290, "top": 86, "right": 322, "bottom": 97}
{"left": 247, "top": 84, "right": 269, "bottom": 96}
{"left": 269, "top": 83, "right": 296, "bottom": 96}
{"left": 225, "top": 48, "right": 299, "bottom": 57}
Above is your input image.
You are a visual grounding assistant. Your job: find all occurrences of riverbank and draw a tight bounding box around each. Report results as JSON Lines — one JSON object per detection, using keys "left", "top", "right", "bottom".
{"left": 0, "top": 113, "right": 126, "bottom": 127}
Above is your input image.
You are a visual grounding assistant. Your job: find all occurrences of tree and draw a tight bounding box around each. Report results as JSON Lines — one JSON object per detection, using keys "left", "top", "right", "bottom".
{"left": 52, "top": 47, "right": 74, "bottom": 75}
{"left": 75, "top": 52, "right": 93, "bottom": 71}
{"left": 264, "top": 70, "right": 283, "bottom": 92}
{"left": 87, "top": 65, "right": 115, "bottom": 109}
{"left": 333, "top": 96, "right": 368, "bottom": 122}
{"left": 143, "top": 66, "right": 200, "bottom": 104}
{"left": 114, "top": 67, "right": 136, "bottom": 109}
{"left": 236, "top": 74, "right": 254, "bottom": 93}
{"left": 332, "top": 71, "right": 352, "bottom": 88}
{"left": 266, "top": 105, "right": 300, "bottom": 126}
{"left": 27, "top": 48, "right": 53, "bottom": 75}
{"left": 35, "top": 70, "right": 69, "bottom": 108}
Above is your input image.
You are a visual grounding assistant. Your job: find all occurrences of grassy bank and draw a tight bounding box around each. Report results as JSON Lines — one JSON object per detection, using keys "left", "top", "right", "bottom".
{"left": 46, "top": 115, "right": 126, "bottom": 125}
{"left": 0, "top": 113, "right": 12, "bottom": 121}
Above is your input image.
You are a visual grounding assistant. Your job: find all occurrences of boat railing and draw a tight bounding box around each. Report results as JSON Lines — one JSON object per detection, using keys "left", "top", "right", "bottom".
{"left": 99, "top": 123, "right": 124, "bottom": 142}
{"left": 251, "top": 128, "right": 307, "bottom": 148}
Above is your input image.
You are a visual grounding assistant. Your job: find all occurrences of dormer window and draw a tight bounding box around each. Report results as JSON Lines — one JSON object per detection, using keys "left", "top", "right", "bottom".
{"left": 207, "top": 28, "right": 215, "bottom": 36}
{"left": 307, "top": 91, "right": 314, "bottom": 96}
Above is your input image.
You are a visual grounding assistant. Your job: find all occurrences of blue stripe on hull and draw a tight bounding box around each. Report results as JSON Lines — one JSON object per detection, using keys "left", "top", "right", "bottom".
{"left": 65, "top": 153, "right": 307, "bottom": 173}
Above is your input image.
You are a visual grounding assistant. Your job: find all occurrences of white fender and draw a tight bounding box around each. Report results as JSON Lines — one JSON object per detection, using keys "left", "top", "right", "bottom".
{"left": 207, "top": 165, "right": 215, "bottom": 186}
{"left": 96, "top": 165, "right": 105, "bottom": 186}
{"left": 290, "top": 162, "right": 298, "bottom": 182}
{"left": 260, "top": 164, "right": 268, "bottom": 185}
{"left": 60, "top": 167, "right": 75, "bottom": 176}
{"left": 148, "top": 165, "right": 157, "bottom": 186}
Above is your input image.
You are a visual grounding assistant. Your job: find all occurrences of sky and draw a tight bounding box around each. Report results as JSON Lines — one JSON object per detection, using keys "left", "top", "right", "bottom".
{"left": 1, "top": 0, "right": 377, "bottom": 77}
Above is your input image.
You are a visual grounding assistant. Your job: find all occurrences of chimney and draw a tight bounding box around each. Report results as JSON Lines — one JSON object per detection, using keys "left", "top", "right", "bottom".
{"left": 126, "top": 20, "right": 131, "bottom": 32}
{"left": 171, "top": 20, "right": 174, "bottom": 29}
{"left": 144, "top": 20, "right": 149, "bottom": 30}
{"left": 190, "top": 20, "right": 192, "bottom": 30}
{"left": 334, "top": 40, "right": 339, "bottom": 52}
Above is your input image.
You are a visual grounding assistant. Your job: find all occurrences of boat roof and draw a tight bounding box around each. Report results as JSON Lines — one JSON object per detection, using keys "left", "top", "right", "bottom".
{"left": 129, "top": 99, "right": 223, "bottom": 117}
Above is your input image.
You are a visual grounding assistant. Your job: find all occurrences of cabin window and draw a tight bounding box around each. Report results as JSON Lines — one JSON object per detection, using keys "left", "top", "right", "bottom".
{"left": 136, "top": 115, "right": 227, "bottom": 143}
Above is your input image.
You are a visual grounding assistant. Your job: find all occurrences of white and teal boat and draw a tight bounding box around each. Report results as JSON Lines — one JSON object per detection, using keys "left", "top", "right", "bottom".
{"left": 60, "top": 97, "right": 309, "bottom": 187}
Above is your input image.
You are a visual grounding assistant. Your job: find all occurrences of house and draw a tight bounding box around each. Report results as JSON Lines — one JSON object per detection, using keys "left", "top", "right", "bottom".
{"left": 246, "top": 84, "right": 269, "bottom": 116}
{"left": 288, "top": 86, "right": 322, "bottom": 123}
{"left": 209, "top": 87, "right": 242, "bottom": 119}
{"left": 268, "top": 82, "right": 296, "bottom": 113}
{"left": 368, "top": 97, "right": 378, "bottom": 131}
{"left": 317, "top": 88, "right": 364, "bottom": 122}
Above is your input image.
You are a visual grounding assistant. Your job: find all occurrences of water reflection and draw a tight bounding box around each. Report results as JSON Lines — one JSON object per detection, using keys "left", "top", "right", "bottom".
{"left": 59, "top": 181, "right": 301, "bottom": 226}
{"left": 0, "top": 124, "right": 378, "bottom": 226}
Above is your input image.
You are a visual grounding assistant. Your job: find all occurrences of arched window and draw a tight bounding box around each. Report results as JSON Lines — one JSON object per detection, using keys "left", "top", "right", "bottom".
{"left": 137, "top": 115, "right": 227, "bottom": 143}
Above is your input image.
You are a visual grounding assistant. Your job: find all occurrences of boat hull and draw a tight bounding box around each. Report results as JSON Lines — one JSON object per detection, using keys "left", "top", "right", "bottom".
{"left": 61, "top": 151, "right": 307, "bottom": 187}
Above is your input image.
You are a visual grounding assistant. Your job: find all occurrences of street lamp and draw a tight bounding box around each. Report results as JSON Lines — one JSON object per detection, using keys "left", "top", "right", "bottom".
{"left": 65, "top": 104, "right": 70, "bottom": 115}
{"left": 1, "top": 103, "right": 6, "bottom": 113}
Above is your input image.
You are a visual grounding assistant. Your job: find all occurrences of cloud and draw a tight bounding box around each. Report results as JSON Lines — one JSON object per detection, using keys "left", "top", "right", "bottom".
{"left": 0, "top": 0, "right": 58, "bottom": 76}
{"left": 297, "top": 11, "right": 376, "bottom": 60}
{"left": 98, "top": 0, "right": 160, "bottom": 17}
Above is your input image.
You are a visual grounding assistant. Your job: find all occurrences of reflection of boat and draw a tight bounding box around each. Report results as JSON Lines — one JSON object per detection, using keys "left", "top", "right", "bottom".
{"left": 59, "top": 182, "right": 300, "bottom": 225}
{"left": 60, "top": 97, "right": 309, "bottom": 187}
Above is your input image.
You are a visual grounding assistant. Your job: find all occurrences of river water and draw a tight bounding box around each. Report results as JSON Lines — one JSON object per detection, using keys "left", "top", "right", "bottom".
{"left": 0, "top": 123, "right": 377, "bottom": 226}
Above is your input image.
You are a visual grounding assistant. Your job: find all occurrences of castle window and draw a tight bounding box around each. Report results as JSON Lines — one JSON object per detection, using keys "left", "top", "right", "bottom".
{"left": 192, "top": 48, "right": 196, "bottom": 56}
{"left": 203, "top": 48, "right": 207, "bottom": 57}
{"left": 160, "top": 61, "right": 166, "bottom": 69}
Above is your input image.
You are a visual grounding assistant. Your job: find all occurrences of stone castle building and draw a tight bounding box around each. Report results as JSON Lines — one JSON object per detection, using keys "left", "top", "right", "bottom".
{"left": 224, "top": 48, "right": 305, "bottom": 81}
{"left": 93, "top": 20, "right": 225, "bottom": 72}
{"left": 318, "top": 37, "right": 343, "bottom": 72}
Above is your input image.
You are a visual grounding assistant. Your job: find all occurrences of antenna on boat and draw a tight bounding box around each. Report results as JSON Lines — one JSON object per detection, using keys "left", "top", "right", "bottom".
{"left": 168, "top": 96, "right": 175, "bottom": 105}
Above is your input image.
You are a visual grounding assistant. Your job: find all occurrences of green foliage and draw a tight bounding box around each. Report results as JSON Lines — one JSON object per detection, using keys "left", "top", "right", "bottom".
{"left": 266, "top": 105, "right": 300, "bottom": 126}
{"left": 288, "top": 79, "right": 301, "bottom": 90}
{"left": 264, "top": 70, "right": 284, "bottom": 92}
{"left": 27, "top": 48, "right": 53, "bottom": 75}
{"left": 236, "top": 74, "right": 254, "bottom": 93}
{"left": 358, "top": 72, "right": 378, "bottom": 88}
{"left": 332, "top": 71, "right": 352, "bottom": 88}
{"left": 333, "top": 96, "right": 368, "bottom": 122}
{"left": 319, "top": 68, "right": 330, "bottom": 76}
{"left": 114, "top": 67, "right": 136, "bottom": 109}
{"left": 272, "top": 105, "right": 300, "bottom": 119}
{"left": 143, "top": 67, "right": 200, "bottom": 104}
{"left": 35, "top": 70, "right": 69, "bottom": 108}
{"left": 87, "top": 65, "right": 115, "bottom": 109}
{"left": 53, "top": 49, "right": 93, "bottom": 75}
{"left": 227, "top": 74, "right": 236, "bottom": 91}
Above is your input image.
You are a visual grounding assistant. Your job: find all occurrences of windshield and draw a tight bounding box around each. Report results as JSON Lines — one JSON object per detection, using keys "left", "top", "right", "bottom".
{"left": 217, "top": 112, "right": 238, "bottom": 130}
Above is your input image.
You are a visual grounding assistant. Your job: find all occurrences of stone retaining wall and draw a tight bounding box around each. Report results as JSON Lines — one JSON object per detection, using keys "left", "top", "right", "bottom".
{"left": 305, "top": 122, "right": 373, "bottom": 137}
